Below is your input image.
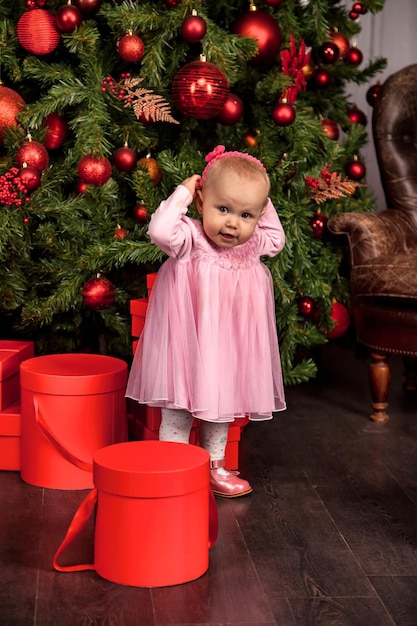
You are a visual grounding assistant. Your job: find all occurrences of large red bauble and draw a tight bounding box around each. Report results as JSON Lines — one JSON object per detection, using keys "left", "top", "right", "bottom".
{"left": 231, "top": 10, "right": 282, "bottom": 65}
{"left": 15, "top": 140, "right": 49, "bottom": 172}
{"left": 217, "top": 93, "right": 244, "bottom": 126}
{"left": 43, "top": 112, "right": 69, "bottom": 150}
{"left": 272, "top": 102, "right": 296, "bottom": 126}
{"left": 78, "top": 154, "right": 112, "bottom": 186}
{"left": 117, "top": 33, "right": 145, "bottom": 62}
{"left": 181, "top": 14, "right": 207, "bottom": 43}
{"left": 73, "top": 0, "right": 103, "bottom": 14}
{"left": 19, "top": 165, "right": 42, "bottom": 192}
{"left": 345, "top": 159, "right": 366, "bottom": 181}
{"left": 113, "top": 145, "right": 137, "bottom": 173}
{"left": 82, "top": 276, "right": 115, "bottom": 310}
{"left": 321, "top": 118, "right": 339, "bottom": 141}
{"left": 17, "top": 9, "right": 61, "bottom": 55}
{"left": 0, "top": 86, "right": 25, "bottom": 145}
{"left": 326, "top": 301, "right": 350, "bottom": 339}
{"left": 55, "top": 4, "right": 82, "bottom": 32}
{"left": 171, "top": 60, "right": 229, "bottom": 120}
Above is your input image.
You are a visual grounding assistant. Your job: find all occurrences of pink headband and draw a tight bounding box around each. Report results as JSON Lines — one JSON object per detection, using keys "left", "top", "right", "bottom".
{"left": 198, "top": 145, "right": 267, "bottom": 187}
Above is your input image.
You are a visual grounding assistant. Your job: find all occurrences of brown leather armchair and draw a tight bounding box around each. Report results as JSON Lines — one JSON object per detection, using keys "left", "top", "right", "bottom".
{"left": 328, "top": 63, "right": 417, "bottom": 422}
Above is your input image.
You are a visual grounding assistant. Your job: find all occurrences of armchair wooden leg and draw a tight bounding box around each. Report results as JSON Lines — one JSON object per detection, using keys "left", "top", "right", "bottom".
{"left": 368, "top": 352, "right": 391, "bottom": 422}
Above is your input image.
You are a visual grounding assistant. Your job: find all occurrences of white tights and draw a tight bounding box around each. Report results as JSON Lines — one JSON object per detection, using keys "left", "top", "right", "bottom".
{"left": 159, "top": 408, "right": 229, "bottom": 462}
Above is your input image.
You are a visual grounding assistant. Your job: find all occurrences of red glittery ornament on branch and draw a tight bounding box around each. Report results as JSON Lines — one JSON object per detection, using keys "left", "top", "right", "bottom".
{"left": 181, "top": 11, "right": 207, "bottom": 43}
{"left": 0, "top": 86, "right": 25, "bottom": 145}
{"left": 82, "top": 275, "right": 115, "bottom": 310}
{"left": 231, "top": 7, "right": 282, "bottom": 65}
{"left": 272, "top": 101, "right": 296, "bottom": 126}
{"left": 345, "top": 156, "right": 366, "bottom": 181}
{"left": 117, "top": 31, "right": 145, "bottom": 63}
{"left": 78, "top": 154, "right": 112, "bottom": 186}
{"left": 171, "top": 57, "right": 229, "bottom": 120}
{"left": 217, "top": 93, "right": 244, "bottom": 126}
{"left": 15, "top": 138, "right": 49, "bottom": 172}
{"left": 18, "top": 164, "right": 42, "bottom": 192}
{"left": 113, "top": 143, "right": 137, "bottom": 173}
{"left": 17, "top": 9, "right": 61, "bottom": 55}
{"left": 55, "top": 3, "right": 83, "bottom": 33}
{"left": 43, "top": 112, "right": 69, "bottom": 150}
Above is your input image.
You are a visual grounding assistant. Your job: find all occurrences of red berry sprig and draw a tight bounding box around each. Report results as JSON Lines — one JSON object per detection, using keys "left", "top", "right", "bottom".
{"left": 0, "top": 167, "right": 30, "bottom": 206}
{"left": 101, "top": 73, "right": 132, "bottom": 103}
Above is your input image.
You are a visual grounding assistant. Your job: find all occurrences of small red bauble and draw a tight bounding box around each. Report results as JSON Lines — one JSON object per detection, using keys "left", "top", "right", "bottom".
{"left": 352, "top": 2, "right": 367, "bottom": 14}
{"left": 347, "top": 107, "right": 367, "bottom": 126}
{"left": 217, "top": 93, "right": 244, "bottom": 126}
{"left": 16, "top": 140, "right": 49, "bottom": 172}
{"left": 181, "top": 13, "right": 207, "bottom": 43}
{"left": 329, "top": 30, "right": 350, "bottom": 60}
{"left": 117, "top": 32, "right": 145, "bottom": 63}
{"left": 366, "top": 83, "right": 382, "bottom": 107}
{"left": 326, "top": 301, "right": 350, "bottom": 339}
{"left": 17, "top": 9, "right": 61, "bottom": 55}
{"left": 231, "top": 10, "right": 282, "bottom": 65}
{"left": 55, "top": 4, "right": 83, "bottom": 32}
{"left": 132, "top": 204, "right": 148, "bottom": 224}
{"left": 321, "top": 118, "right": 339, "bottom": 141}
{"left": 313, "top": 68, "right": 331, "bottom": 89}
{"left": 78, "top": 154, "right": 112, "bottom": 186}
{"left": 114, "top": 224, "right": 129, "bottom": 240}
{"left": 318, "top": 41, "right": 340, "bottom": 64}
{"left": 346, "top": 46, "right": 363, "bottom": 66}
{"left": 310, "top": 211, "right": 328, "bottom": 239}
{"left": 113, "top": 144, "right": 137, "bottom": 173}
{"left": 19, "top": 165, "right": 42, "bottom": 192}
{"left": 171, "top": 59, "right": 229, "bottom": 120}
{"left": 297, "top": 296, "right": 316, "bottom": 318}
{"left": 345, "top": 158, "right": 366, "bottom": 181}
{"left": 74, "top": 178, "right": 90, "bottom": 194}
{"left": 73, "top": 0, "right": 103, "bottom": 14}
{"left": 43, "top": 112, "right": 69, "bottom": 150}
{"left": 272, "top": 102, "right": 296, "bottom": 126}
{"left": 82, "top": 275, "right": 115, "bottom": 310}
{"left": 0, "top": 86, "right": 25, "bottom": 145}
{"left": 164, "top": 0, "right": 181, "bottom": 6}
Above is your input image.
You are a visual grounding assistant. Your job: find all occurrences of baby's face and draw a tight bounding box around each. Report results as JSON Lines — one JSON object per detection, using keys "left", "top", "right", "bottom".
{"left": 196, "top": 170, "right": 268, "bottom": 248}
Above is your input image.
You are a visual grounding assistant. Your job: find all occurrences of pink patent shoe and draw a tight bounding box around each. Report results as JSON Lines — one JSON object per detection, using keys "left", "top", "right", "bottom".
{"left": 210, "top": 460, "right": 252, "bottom": 498}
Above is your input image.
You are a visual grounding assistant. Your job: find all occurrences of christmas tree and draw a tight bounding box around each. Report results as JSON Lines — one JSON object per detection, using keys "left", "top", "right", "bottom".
{"left": 0, "top": 0, "right": 386, "bottom": 384}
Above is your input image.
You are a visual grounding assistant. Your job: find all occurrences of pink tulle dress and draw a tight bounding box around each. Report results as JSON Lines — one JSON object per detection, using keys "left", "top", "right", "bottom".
{"left": 126, "top": 184, "right": 286, "bottom": 422}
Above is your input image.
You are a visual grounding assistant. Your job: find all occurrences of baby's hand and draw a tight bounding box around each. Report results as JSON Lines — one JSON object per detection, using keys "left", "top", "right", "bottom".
{"left": 182, "top": 174, "right": 201, "bottom": 196}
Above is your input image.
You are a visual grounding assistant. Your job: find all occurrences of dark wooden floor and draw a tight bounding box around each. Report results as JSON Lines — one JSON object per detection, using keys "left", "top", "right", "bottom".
{"left": 2, "top": 342, "right": 417, "bottom": 625}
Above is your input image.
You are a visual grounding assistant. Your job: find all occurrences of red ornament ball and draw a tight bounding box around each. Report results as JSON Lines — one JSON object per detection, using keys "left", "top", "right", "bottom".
{"left": 113, "top": 145, "right": 137, "bottom": 172}
{"left": 345, "top": 158, "right": 366, "bottom": 180}
{"left": 272, "top": 102, "right": 296, "bottom": 126}
{"left": 132, "top": 204, "right": 148, "bottom": 224}
{"left": 181, "top": 14, "right": 207, "bottom": 43}
{"left": 137, "top": 156, "right": 163, "bottom": 186}
{"left": 326, "top": 301, "right": 350, "bottom": 339}
{"left": 16, "top": 140, "right": 49, "bottom": 172}
{"left": 231, "top": 10, "right": 282, "bottom": 65}
{"left": 314, "top": 68, "right": 331, "bottom": 89}
{"left": 297, "top": 296, "right": 316, "bottom": 318}
{"left": 43, "top": 112, "right": 69, "bottom": 150}
{"left": 318, "top": 41, "right": 340, "bottom": 64}
{"left": 114, "top": 224, "right": 129, "bottom": 240}
{"left": 73, "top": 0, "right": 103, "bottom": 15}
{"left": 321, "top": 118, "right": 339, "bottom": 141}
{"left": 329, "top": 30, "right": 350, "bottom": 59}
{"left": 78, "top": 154, "right": 112, "bottom": 186}
{"left": 55, "top": 4, "right": 82, "bottom": 32}
{"left": 74, "top": 178, "right": 90, "bottom": 194}
{"left": 352, "top": 2, "right": 367, "bottom": 14}
{"left": 366, "top": 83, "right": 382, "bottom": 107}
{"left": 310, "top": 212, "right": 328, "bottom": 239}
{"left": 17, "top": 9, "right": 61, "bottom": 55}
{"left": 347, "top": 107, "right": 367, "bottom": 126}
{"left": 0, "top": 86, "right": 25, "bottom": 145}
{"left": 82, "top": 276, "right": 115, "bottom": 310}
{"left": 117, "top": 33, "right": 145, "bottom": 62}
{"left": 19, "top": 165, "right": 41, "bottom": 192}
{"left": 346, "top": 46, "right": 363, "bottom": 66}
{"left": 171, "top": 60, "right": 229, "bottom": 120}
{"left": 217, "top": 93, "right": 244, "bottom": 126}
